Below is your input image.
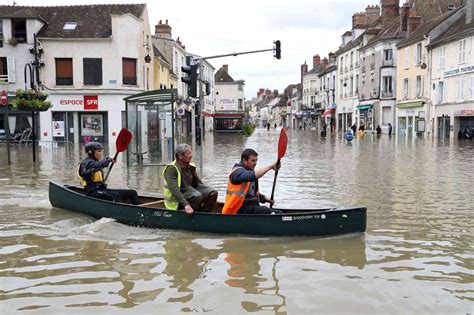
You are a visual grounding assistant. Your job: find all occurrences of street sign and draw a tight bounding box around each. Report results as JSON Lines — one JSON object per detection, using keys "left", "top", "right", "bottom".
{"left": 1, "top": 90, "right": 7, "bottom": 105}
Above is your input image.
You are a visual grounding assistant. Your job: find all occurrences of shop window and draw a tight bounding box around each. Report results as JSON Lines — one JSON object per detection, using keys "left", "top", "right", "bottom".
{"left": 0, "top": 57, "right": 7, "bottom": 82}
{"left": 0, "top": 57, "right": 15, "bottom": 83}
{"left": 11, "top": 18, "right": 27, "bottom": 43}
{"left": 83, "top": 58, "right": 102, "bottom": 85}
{"left": 56, "top": 58, "right": 73, "bottom": 85}
{"left": 123, "top": 58, "right": 137, "bottom": 85}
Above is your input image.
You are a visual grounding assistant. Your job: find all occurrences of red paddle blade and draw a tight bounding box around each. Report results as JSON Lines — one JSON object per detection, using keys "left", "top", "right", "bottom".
{"left": 277, "top": 128, "right": 288, "bottom": 159}
{"left": 116, "top": 128, "right": 132, "bottom": 153}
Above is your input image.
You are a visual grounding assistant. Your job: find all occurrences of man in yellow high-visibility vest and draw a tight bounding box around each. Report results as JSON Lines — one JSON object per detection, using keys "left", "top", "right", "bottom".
{"left": 163, "top": 144, "right": 217, "bottom": 215}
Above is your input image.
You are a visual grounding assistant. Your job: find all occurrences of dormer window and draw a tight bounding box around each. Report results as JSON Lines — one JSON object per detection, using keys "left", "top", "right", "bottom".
{"left": 11, "top": 18, "right": 27, "bottom": 43}
{"left": 63, "top": 22, "right": 77, "bottom": 30}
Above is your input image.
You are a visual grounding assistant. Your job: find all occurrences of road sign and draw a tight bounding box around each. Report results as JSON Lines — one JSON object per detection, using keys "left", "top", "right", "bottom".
{"left": 1, "top": 90, "right": 7, "bottom": 105}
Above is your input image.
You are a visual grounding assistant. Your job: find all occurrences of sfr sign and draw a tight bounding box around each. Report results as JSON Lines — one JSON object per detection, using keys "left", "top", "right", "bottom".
{"left": 84, "top": 95, "right": 98, "bottom": 110}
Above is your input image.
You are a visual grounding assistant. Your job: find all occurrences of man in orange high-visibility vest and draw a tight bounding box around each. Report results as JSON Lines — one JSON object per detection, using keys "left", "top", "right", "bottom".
{"left": 222, "top": 148, "right": 283, "bottom": 215}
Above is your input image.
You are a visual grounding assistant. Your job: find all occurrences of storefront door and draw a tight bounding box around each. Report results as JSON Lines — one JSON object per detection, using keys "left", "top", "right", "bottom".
{"left": 407, "top": 116, "right": 413, "bottom": 138}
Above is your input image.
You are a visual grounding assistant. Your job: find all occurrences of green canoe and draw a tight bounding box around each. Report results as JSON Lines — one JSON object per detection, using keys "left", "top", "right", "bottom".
{"left": 48, "top": 181, "right": 367, "bottom": 237}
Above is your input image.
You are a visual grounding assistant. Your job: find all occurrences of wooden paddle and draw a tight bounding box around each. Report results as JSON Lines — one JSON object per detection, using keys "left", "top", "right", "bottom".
{"left": 270, "top": 128, "right": 288, "bottom": 208}
{"left": 104, "top": 128, "right": 132, "bottom": 182}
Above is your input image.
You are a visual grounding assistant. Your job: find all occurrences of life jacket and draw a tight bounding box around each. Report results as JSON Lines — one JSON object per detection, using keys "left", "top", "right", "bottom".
{"left": 222, "top": 166, "right": 258, "bottom": 215}
{"left": 77, "top": 163, "right": 105, "bottom": 188}
{"left": 163, "top": 160, "right": 197, "bottom": 210}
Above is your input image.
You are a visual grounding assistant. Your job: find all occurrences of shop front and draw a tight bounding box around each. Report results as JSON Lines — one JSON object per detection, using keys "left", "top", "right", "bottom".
{"left": 455, "top": 109, "right": 474, "bottom": 140}
{"left": 396, "top": 101, "right": 427, "bottom": 139}
{"left": 213, "top": 112, "right": 245, "bottom": 132}
{"left": 40, "top": 94, "right": 125, "bottom": 144}
{"left": 355, "top": 103, "right": 373, "bottom": 131}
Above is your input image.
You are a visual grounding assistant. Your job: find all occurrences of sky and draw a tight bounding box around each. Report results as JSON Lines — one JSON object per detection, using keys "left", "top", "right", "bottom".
{"left": 3, "top": 0, "right": 370, "bottom": 99}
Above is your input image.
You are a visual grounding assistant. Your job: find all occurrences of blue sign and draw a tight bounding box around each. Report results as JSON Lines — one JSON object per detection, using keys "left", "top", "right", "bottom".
{"left": 345, "top": 131, "right": 353, "bottom": 142}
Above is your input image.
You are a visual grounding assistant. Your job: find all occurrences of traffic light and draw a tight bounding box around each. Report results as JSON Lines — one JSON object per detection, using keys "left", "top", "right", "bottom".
{"left": 194, "top": 100, "right": 201, "bottom": 116}
{"left": 196, "top": 127, "right": 202, "bottom": 146}
{"left": 181, "top": 60, "right": 198, "bottom": 98}
{"left": 274, "top": 40, "right": 281, "bottom": 59}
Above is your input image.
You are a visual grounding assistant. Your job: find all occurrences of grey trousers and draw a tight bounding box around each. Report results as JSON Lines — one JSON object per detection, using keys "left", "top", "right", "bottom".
{"left": 182, "top": 183, "right": 218, "bottom": 212}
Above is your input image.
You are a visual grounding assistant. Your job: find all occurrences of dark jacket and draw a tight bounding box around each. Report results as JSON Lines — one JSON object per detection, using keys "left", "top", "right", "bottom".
{"left": 78, "top": 156, "right": 112, "bottom": 193}
{"left": 230, "top": 162, "right": 267, "bottom": 204}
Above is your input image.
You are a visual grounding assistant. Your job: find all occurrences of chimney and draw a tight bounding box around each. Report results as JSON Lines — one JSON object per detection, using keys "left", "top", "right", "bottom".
{"left": 155, "top": 19, "right": 172, "bottom": 38}
{"left": 365, "top": 5, "right": 380, "bottom": 25}
{"left": 313, "top": 54, "right": 321, "bottom": 67}
{"left": 257, "top": 88, "right": 265, "bottom": 97}
{"left": 467, "top": 0, "right": 474, "bottom": 24}
{"left": 352, "top": 12, "right": 367, "bottom": 28}
{"left": 222, "top": 65, "right": 229, "bottom": 73}
{"left": 322, "top": 57, "right": 329, "bottom": 71}
{"left": 328, "top": 52, "right": 336, "bottom": 64}
{"left": 399, "top": 2, "right": 411, "bottom": 32}
{"left": 273, "top": 89, "right": 279, "bottom": 98}
{"left": 381, "top": 0, "right": 400, "bottom": 18}
{"left": 301, "top": 62, "right": 308, "bottom": 85}
{"left": 408, "top": 14, "right": 422, "bottom": 34}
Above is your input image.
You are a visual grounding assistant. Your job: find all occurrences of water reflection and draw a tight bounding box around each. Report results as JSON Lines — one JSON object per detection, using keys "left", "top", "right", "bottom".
{"left": 0, "top": 128, "right": 473, "bottom": 313}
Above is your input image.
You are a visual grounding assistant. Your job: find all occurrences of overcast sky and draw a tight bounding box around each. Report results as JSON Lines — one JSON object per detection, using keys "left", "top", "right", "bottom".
{"left": 3, "top": 0, "right": 370, "bottom": 99}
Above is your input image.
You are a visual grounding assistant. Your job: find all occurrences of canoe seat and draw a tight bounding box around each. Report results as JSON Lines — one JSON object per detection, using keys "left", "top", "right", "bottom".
{"left": 141, "top": 200, "right": 165, "bottom": 208}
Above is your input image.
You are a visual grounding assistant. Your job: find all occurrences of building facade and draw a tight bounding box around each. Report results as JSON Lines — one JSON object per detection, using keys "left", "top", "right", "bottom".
{"left": 0, "top": 4, "right": 153, "bottom": 145}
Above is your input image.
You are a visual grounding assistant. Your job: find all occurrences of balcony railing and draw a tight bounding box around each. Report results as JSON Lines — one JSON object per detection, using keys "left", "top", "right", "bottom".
{"left": 370, "top": 63, "right": 375, "bottom": 70}
{"left": 382, "top": 59, "right": 393, "bottom": 66}
{"left": 361, "top": 65, "right": 366, "bottom": 72}
{"left": 355, "top": 62, "right": 359, "bottom": 68}
{"left": 381, "top": 91, "right": 393, "bottom": 98}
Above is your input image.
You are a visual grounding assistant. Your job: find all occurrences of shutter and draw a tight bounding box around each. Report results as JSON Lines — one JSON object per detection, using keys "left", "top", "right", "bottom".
{"left": 7, "top": 57, "right": 15, "bottom": 83}
{"left": 443, "top": 81, "right": 447, "bottom": 103}
{"left": 83, "top": 58, "right": 102, "bottom": 85}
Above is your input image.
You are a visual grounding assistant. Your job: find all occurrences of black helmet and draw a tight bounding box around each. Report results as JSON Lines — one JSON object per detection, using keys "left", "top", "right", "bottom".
{"left": 85, "top": 141, "right": 103, "bottom": 154}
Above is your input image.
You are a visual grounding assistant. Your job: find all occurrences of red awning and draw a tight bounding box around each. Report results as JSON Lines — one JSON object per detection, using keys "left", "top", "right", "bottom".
{"left": 322, "top": 108, "right": 335, "bottom": 117}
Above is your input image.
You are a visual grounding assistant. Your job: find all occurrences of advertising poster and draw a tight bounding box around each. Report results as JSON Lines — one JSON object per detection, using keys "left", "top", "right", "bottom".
{"left": 82, "top": 114, "right": 103, "bottom": 136}
{"left": 52, "top": 121, "right": 65, "bottom": 137}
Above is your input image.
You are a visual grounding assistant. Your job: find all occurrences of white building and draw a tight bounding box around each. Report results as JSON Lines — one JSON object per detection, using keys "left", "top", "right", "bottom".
{"left": 213, "top": 65, "right": 245, "bottom": 132}
{"left": 0, "top": 4, "right": 153, "bottom": 145}
{"left": 428, "top": 4, "right": 474, "bottom": 140}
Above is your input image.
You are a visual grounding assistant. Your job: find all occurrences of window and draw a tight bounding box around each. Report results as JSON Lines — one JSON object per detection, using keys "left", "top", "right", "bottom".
{"left": 383, "top": 76, "right": 393, "bottom": 95}
{"left": 11, "top": 18, "right": 27, "bottom": 43}
{"left": 238, "top": 99, "right": 243, "bottom": 110}
{"left": 459, "top": 39, "right": 466, "bottom": 63}
{"left": 471, "top": 76, "right": 474, "bottom": 100}
{"left": 55, "top": 58, "right": 73, "bottom": 85}
{"left": 404, "top": 47, "right": 410, "bottom": 68}
{"left": 0, "top": 57, "right": 7, "bottom": 82}
{"left": 440, "top": 46, "right": 446, "bottom": 67}
{"left": 383, "top": 49, "right": 392, "bottom": 61}
{"left": 403, "top": 78, "right": 409, "bottom": 98}
{"left": 122, "top": 58, "right": 137, "bottom": 85}
{"left": 437, "top": 81, "right": 444, "bottom": 104}
{"left": 0, "top": 20, "right": 3, "bottom": 47}
{"left": 355, "top": 74, "right": 359, "bottom": 94}
{"left": 83, "top": 58, "right": 102, "bottom": 85}
{"left": 350, "top": 52, "right": 354, "bottom": 66}
{"left": 415, "top": 75, "right": 422, "bottom": 97}
{"left": 457, "top": 77, "right": 464, "bottom": 101}
{"left": 415, "top": 43, "right": 422, "bottom": 65}
{"left": 238, "top": 83, "right": 243, "bottom": 91}
{"left": 63, "top": 22, "right": 77, "bottom": 30}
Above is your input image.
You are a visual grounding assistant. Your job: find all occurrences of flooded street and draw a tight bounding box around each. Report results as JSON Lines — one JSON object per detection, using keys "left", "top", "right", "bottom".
{"left": 0, "top": 128, "right": 473, "bottom": 314}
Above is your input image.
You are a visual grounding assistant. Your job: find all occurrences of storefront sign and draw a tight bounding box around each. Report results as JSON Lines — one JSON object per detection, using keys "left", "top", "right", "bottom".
{"left": 59, "top": 95, "right": 99, "bottom": 110}
{"left": 219, "top": 98, "right": 236, "bottom": 111}
{"left": 84, "top": 95, "right": 98, "bottom": 110}
{"left": 52, "top": 121, "right": 65, "bottom": 137}
{"left": 444, "top": 65, "right": 474, "bottom": 78}
{"left": 454, "top": 109, "right": 474, "bottom": 117}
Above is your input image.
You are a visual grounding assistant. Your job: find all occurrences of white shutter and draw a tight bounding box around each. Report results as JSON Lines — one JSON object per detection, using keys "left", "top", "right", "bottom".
{"left": 443, "top": 81, "right": 447, "bottom": 103}
{"left": 7, "top": 57, "right": 15, "bottom": 83}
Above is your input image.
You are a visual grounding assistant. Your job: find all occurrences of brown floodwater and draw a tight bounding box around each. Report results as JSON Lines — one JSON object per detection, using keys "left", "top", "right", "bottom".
{"left": 0, "top": 129, "right": 472, "bottom": 314}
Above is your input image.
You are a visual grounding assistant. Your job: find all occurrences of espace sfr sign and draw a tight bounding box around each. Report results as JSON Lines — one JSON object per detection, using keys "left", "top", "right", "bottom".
{"left": 59, "top": 95, "right": 98, "bottom": 110}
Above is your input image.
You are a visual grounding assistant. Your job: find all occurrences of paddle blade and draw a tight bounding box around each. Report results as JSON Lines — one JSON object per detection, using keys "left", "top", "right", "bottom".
{"left": 277, "top": 128, "right": 288, "bottom": 159}
{"left": 116, "top": 128, "right": 132, "bottom": 153}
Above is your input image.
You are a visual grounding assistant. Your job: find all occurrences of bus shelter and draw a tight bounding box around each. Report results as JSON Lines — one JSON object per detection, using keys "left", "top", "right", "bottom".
{"left": 124, "top": 89, "right": 178, "bottom": 166}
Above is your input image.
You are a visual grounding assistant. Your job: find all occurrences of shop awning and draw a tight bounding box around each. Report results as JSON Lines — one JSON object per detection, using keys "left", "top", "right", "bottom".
{"left": 322, "top": 108, "right": 335, "bottom": 117}
{"left": 397, "top": 101, "right": 424, "bottom": 108}
{"left": 356, "top": 104, "right": 373, "bottom": 110}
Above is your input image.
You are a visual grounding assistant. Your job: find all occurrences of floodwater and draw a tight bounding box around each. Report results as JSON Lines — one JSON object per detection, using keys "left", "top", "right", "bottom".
{"left": 0, "top": 129, "right": 473, "bottom": 314}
